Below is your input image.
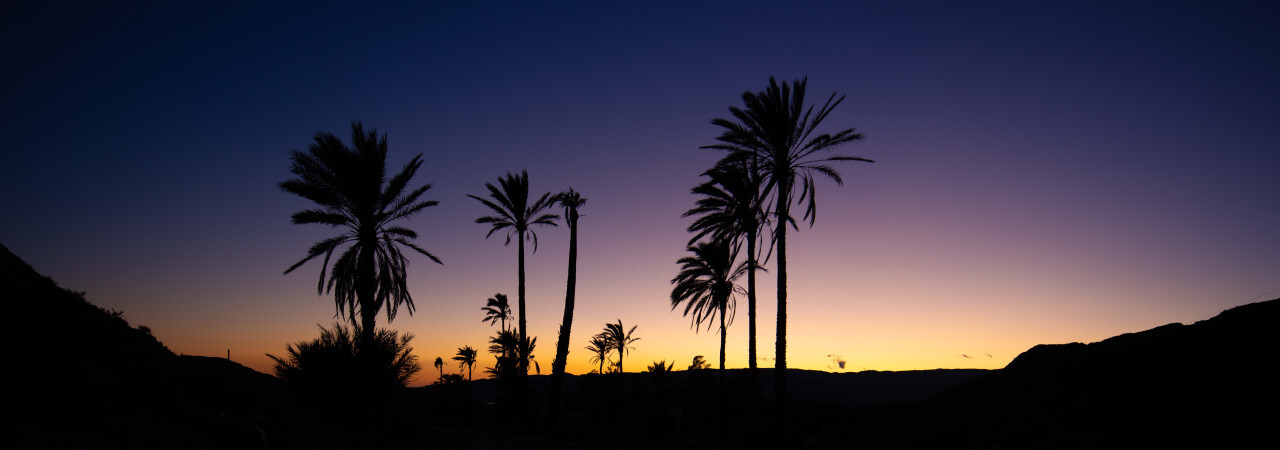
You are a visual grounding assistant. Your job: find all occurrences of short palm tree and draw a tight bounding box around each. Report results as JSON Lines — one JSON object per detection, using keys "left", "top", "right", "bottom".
{"left": 469, "top": 170, "right": 559, "bottom": 375}
{"left": 434, "top": 356, "right": 444, "bottom": 382}
{"left": 481, "top": 293, "right": 513, "bottom": 332}
{"left": 684, "top": 162, "right": 768, "bottom": 375}
{"left": 585, "top": 333, "right": 612, "bottom": 375}
{"left": 671, "top": 239, "right": 747, "bottom": 380}
{"left": 453, "top": 345, "right": 478, "bottom": 382}
{"left": 486, "top": 330, "right": 518, "bottom": 381}
{"left": 703, "top": 77, "right": 872, "bottom": 403}
{"left": 603, "top": 320, "right": 639, "bottom": 374}
{"left": 280, "top": 121, "right": 442, "bottom": 347}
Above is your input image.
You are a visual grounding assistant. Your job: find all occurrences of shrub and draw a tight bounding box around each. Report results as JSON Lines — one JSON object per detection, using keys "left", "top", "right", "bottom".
{"left": 267, "top": 323, "right": 422, "bottom": 401}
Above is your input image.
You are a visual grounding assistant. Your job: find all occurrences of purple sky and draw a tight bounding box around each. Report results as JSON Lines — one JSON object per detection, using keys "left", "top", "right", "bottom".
{"left": 3, "top": 1, "right": 1277, "bottom": 381}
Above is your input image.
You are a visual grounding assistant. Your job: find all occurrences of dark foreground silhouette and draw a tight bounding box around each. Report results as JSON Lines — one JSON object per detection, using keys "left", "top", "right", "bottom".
{"left": 4, "top": 242, "right": 1276, "bottom": 448}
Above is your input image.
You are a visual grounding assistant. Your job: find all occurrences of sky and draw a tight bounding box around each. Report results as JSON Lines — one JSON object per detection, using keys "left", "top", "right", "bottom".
{"left": 3, "top": 1, "right": 1278, "bottom": 386}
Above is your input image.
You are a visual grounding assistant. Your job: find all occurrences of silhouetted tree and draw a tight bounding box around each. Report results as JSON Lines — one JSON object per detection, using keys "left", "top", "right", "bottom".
{"left": 549, "top": 188, "right": 586, "bottom": 421}
{"left": 603, "top": 320, "right": 639, "bottom": 374}
{"left": 671, "top": 240, "right": 746, "bottom": 382}
{"left": 267, "top": 323, "right": 421, "bottom": 416}
{"left": 703, "top": 77, "right": 872, "bottom": 403}
{"left": 685, "top": 163, "right": 768, "bottom": 379}
{"left": 586, "top": 333, "right": 612, "bottom": 375}
{"left": 487, "top": 330, "right": 520, "bottom": 380}
{"left": 688, "top": 355, "right": 711, "bottom": 370}
{"left": 481, "top": 293, "right": 513, "bottom": 333}
{"left": 279, "top": 121, "right": 442, "bottom": 349}
{"left": 434, "top": 356, "right": 444, "bottom": 382}
{"left": 469, "top": 170, "right": 558, "bottom": 375}
{"left": 454, "top": 345, "right": 478, "bottom": 382}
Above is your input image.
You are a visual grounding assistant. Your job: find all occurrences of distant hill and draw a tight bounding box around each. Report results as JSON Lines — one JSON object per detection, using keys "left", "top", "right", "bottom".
{"left": 928, "top": 298, "right": 1280, "bottom": 448}
{"left": 2, "top": 243, "right": 287, "bottom": 449}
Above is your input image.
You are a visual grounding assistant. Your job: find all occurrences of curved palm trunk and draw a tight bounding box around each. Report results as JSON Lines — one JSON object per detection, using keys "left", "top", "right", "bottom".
{"left": 775, "top": 178, "right": 789, "bottom": 407}
{"left": 549, "top": 208, "right": 578, "bottom": 421}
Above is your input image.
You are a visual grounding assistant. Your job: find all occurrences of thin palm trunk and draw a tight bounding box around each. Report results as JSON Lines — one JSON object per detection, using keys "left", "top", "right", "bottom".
{"left": 747, "top": 227, "right": 758, "bottom": 372}
{"left": 517, "top": 231, "right": 528, "bottom": 374}
{"left": 719, "top": 297, "right": 727, "bottom": 382}
{"left": 775, "top": 179, "right": 789, "bottom": 405}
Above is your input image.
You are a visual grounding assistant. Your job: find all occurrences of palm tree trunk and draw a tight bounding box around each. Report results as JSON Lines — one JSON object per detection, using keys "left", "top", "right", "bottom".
{"left": 775, "top": 180, "right": 789, "bottom": 407}
{"left": 719, "top": 299, "right": 727, "bottom": 387}
{"left": 517, "top": 230, "right": 528, "bottom": 375}
{"left": 747, "top": 227, "right": 758, "bottom": 373}
{"left": 549, "top": 209, "right": 578, "bottom": 422}
{"left": 357, "top": 240, "right": 378, "bottom": 352}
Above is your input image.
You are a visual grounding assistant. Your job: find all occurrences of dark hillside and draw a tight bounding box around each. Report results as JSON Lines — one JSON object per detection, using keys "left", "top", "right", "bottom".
{"left": 2, "top": 244, "right": 289, "bottom": 449}
{"left": 930, "top": 298, "right": 1280, "bottom": 448}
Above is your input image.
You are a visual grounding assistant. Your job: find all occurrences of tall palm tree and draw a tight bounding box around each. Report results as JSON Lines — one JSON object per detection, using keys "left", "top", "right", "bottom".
{"left": 280, "top": 121, "right": 442, "bottom": 348}
{"left": 469, "top": 170, "right": 559, "bottom": 375}
{"left": 671, "top": 239, "right": 747, "bottom": 381}
{"left": 703, "top": 77, "right": 872, "bottom": 404}
{"left": 453, "top": 345, "right": 478, "bottom": 382}
{"left": 684, "top": 162, "right": 768, "bottom": 377}
{"left": 603, "top": 320, "right": 639, "bottom": 374}
{"left": 549, "top": 188, "right": 586, "bottom": 419}
{"left": 434, "top": 356, "right": 444, "bottom": 382}
{"left": 481, "top": 293, "right": 513, "bottom": 332}
{"left": 585, "top": 333, "right": 612, "bottom": 375}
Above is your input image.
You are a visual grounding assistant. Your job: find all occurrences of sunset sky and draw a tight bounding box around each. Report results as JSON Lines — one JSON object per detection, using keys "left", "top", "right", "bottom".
{"left": 3, "top": 1, "right": 1277, "bottom": 386}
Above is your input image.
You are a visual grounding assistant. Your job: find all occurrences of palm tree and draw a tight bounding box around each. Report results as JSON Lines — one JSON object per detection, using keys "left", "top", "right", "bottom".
{"left": 585, "top": 333, "right": 612, "bottom": 375}
{"left": 684, "top": 163, "right": 768, "bottom": 377}
{"left": 549, "top": 188, "right": 586, "bottom": 419}
{"left": 703, "top": 77, "right": 872, "bottom": 403}
{"left": 487, "top": 330, "right": 520, "bottom": 380}
{"left": 603, "top": 320, "right": 639, "bottom": 374}
{"left": 469, "top": 170, "right": 559, "bottom": 375}
{"left": 434, "top": 356, "right": 444, "bottom": 382}
{"left": 481, "top": 293, "right": 513, "bottom": 332}
{"left": 280, "top": 121, "right": 442, "bottom": 347}
{"left": 670, "top": 239, "right": 747, "bottom": 381}
{"left": 453, "top": 345, "right": 478, "bottom": 382}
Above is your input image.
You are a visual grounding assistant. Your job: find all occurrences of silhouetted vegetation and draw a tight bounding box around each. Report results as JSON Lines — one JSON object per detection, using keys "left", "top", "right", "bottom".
{"left": 278, "top": 121, "right": 442, "bottom": 349}
{"left": 602, "top": 320, "right": 639, "bottom": 375}
{"left": 481, "top": 292, "right": 513, "bottom": 332}
{"left": 549, "top": 188, "right": 586, "bottom": 423}
{"left": 266, "top": 323, "right": 420, "bottom": 422}
{"left": 685, "top": 161, "right": 769, "bottom": 383}
{"left": 702, "top": 77, "right": 872, "bottom": 404}
{"left": 671, "top": 239, "right": 747, "bottom": 384}
{"left": 469, "top": 170, "right": 558, "bottom": 378}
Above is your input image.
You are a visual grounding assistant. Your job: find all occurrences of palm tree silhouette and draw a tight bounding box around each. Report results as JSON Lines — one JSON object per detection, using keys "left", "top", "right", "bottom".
{"left": 481, "top": 293, "right": 513, "bottom": 333}
{"left": 487, "top": 330, "right": 520, "bottom": 380}
{"left": 468, "top": 170, "right": 559, "bottom": 375}
{"left": 434, "top": 356, "right": 444, "bottom": 382}
{"left": 684, "top": 162, "right": 768, "bottom": 378}
{"left": 280, "top": 121, "right": 442, "bottom": 347}
{"left": 453, "top": 345, "right": 478, "bottom": 382}
{"left": 671, "top": 239, "right": 746, "bottom": 382}
{"left": 549, "top": 188, "right": 586, "bottom": 419}
{"left": 703, "top": 77, "right": 872, "bottom": 403}
{"left": 603, "top": 320, "right": 639, "bottom": 374}
{"left": 585, "top": 333, "right": 611, "bottom": 375}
